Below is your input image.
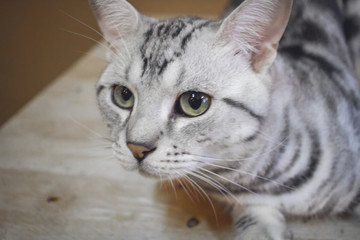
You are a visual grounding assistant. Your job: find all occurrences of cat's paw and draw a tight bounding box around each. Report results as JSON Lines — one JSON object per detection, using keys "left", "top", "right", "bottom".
{"left": 232, "top": 205, "right": 292, "bottom": 240}
{"left": 233, "top": 223, "right": 293, "bottom": 240}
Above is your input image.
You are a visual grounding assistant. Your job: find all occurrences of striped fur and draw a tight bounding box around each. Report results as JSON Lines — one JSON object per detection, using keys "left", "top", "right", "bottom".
{"left": 90, "top": 0, "right": 360, "bottom": 239}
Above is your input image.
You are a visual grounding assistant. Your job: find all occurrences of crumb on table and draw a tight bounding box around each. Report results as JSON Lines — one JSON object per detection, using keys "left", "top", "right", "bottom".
{"left": 187, "top": 217, "right": 200, "bottom": 228}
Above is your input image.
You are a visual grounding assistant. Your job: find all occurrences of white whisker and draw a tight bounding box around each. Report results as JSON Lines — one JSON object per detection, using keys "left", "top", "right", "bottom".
{"left": 254, "top": 129, "right": 289, "bottom": 147}
{"left": 61, "top": 10, "right": 104, "bottom": 38}
{"left": 62, "top": 29, "right": 128, "bottom": 66}
{"left": 188, "top": 135, "right": 289, "bottom": 163}
{"left": 182, "top": 174, "right": 203, "bottom": 202}
{"left": 182, "top": 173, "right": 219, "bottom": 223}
{"left": 61, "top": 11, "right": 131, "bottom": 62}
{"left": 68, "top": 116, "right": 113, "bottom": 143}
{"left": 176, "top": 177, "right": 196, "bottom": 204}
{"left": 72, "top": 50, "right": 108, "bottom": 62}
{"left": 62, "top": 29, "right": 112, "bottom": 52}
{"left": 167, "top": 176, "right": 178, "bottom": 199}
{"left": 197, "top": 160, "right": 293, "bottom": 190}
{"left": 188, "top": 170, "right": 236, "bottom": 202}
{"left": 198, "top": 167, "right": 258, "bottom": 195}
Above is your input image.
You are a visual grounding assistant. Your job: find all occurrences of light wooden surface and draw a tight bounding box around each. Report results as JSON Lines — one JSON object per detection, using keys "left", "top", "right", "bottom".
{"left": 0, "top": 45, "right": 359, "bottom": 240}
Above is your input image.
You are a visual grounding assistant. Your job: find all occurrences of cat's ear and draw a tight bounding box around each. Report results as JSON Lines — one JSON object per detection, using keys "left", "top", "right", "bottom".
{"left": 89, "top": 0, "right": 146, "bottom": 43}
{"left": 216, "top": 0, "right": 292, "bottom": 73}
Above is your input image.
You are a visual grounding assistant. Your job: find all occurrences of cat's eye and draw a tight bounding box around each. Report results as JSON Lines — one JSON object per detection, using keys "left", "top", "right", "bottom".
{"left": 178, "top": 91, "right": 211, "bottom": 117}
{"left": 112, "top": 85, "right": 135, "bottom": 109}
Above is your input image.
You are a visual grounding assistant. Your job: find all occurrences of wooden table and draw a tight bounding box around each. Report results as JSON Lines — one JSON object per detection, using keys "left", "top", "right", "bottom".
{"left": 1, "top": 45, "right": 359, "bottom": 240}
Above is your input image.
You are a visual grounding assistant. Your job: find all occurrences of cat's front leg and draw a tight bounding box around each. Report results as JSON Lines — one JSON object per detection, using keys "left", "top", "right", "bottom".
{"left": 232, "top": 204, "right": 292, "bottom": 240}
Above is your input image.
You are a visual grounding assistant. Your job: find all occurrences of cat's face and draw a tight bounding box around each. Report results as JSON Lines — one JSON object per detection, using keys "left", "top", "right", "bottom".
{"left": 90, "top": 0, "right": 291, "bottom": 178}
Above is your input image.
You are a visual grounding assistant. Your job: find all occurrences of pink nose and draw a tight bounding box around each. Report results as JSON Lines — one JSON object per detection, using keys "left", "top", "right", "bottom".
{"left": 127, "top": 143, "right": 155, "bottom": 162}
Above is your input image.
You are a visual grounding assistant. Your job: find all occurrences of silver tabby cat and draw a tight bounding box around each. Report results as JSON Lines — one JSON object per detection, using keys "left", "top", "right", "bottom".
{"left": 89, "top": 0, "right": 360, "bottom": 239}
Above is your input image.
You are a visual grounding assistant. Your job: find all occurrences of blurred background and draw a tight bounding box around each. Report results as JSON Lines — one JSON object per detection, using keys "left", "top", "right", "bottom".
{"left": 0, "top": 0, "right": 229, "bottom": 126}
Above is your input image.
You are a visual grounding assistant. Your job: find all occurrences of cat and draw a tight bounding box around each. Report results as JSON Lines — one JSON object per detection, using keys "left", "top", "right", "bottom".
{"left": 89, "top": 0, "right": 360, "bottom": 239}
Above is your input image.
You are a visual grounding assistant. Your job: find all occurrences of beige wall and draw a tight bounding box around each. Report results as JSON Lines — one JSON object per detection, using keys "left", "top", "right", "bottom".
{"left": 0, "top": 0, "right": 228, "bottom": 126}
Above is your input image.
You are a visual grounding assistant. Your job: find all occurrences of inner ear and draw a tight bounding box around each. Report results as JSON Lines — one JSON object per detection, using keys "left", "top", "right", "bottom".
{"left": 251, "top": 43, "right": 278, "bottom": 73}
{"left": 216, "top": 0, "right": 293, "bottom": 73}
{"left": 89, "top": 0, "right": 145, "bottom": 44}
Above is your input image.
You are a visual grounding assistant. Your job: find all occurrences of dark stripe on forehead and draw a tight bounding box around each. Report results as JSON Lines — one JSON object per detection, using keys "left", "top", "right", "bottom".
{"left": 158, "top": 60, "right": 169, "bottom": 75}
{"left": 124, "top": 64, "right": 131, "bottom": 82}
{"left": 141, "top": 58, "right": 148, "bottom": 77}
{"left": 175, "top": 66, "right": 186, "bottom": 86}
{"left": 157, "top": 24, "right": 165, "bottom": 37}
{"left": 143, "top": 27, "right": 154, "bottom": 44}
{"left": 223, "top": 98, "right": 263, "bottom": 121}
{"left": 181, "top": 21, "right": 212, "bottom": 50}
{"left": 140, "top": 18, "right": 213, "bottom": 78}
{"left": 172, "top": 26, "right": 184, "bottom": 38}
{"left": 181, "top": 32, "right": 193, "bottom": 50}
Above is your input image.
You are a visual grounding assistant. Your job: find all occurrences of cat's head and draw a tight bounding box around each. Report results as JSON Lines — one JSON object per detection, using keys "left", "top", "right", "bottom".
{"left": 89, "top": 0, "right": 292, "bottom": 178}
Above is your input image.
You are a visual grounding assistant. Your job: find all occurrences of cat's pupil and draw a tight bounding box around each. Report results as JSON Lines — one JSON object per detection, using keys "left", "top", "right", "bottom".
{"left": 121, "top": 87, "right": 132, "bottom": 101}
{"left": 188, "top": 93, "right": 203, "bottom": 110}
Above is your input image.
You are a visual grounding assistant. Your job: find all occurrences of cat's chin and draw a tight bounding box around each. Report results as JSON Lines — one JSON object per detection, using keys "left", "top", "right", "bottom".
{"left": 119, "top": 163, "right": 160, "bottom": 179}
{"left": 138, "top": 168, "right": 161, "bottom": 179}
{"left": 138, "top": 166, "right": 184, "bottom": 180}
{"left": 119, "top": 161, "right": 173, "bottom": 179}
{"left": 118, "top": 161, "right": 139, "bottom": 171}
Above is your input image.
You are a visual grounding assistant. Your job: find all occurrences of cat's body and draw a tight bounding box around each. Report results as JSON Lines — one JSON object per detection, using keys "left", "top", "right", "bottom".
{"left": 89, "top": 0, "right": 360, "bottom": 239}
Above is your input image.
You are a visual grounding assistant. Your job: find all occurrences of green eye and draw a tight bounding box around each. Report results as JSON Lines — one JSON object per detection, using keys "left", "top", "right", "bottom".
{"left": 178, "top": 91, "right": 211, "bottom": 117}
{"left": 112, "top": 85, "right": 134, "bottom": 109}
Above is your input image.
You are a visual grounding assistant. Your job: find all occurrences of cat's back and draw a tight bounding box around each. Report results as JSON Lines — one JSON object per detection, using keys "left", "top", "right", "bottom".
{"left": 277, "top": 0, "right": 360, "bottom": 129}
{"left": 265, "top": 0, "right": 360, "bottom": 214}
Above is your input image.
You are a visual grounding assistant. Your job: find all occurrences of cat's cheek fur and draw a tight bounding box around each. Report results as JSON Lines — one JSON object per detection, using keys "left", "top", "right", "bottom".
{"left": 213, "top": 108, "right": 260, "bottom": 144}
{"left": 203, "top": 45, "right": 272, "bottom": 117}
